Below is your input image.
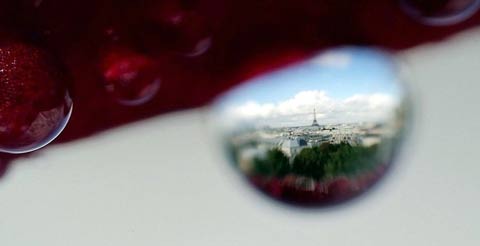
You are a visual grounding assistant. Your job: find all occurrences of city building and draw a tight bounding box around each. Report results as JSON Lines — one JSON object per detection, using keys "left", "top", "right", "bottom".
{"left": 278, "top": 137, "right": 308, "bottom": 158}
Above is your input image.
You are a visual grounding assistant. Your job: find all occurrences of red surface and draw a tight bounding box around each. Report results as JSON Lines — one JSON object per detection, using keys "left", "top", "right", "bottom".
{"left": 0, "top": 0, "right": 480, "bottom": 172}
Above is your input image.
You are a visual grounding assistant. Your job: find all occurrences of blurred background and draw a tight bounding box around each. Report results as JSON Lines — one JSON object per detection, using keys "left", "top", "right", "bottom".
{"left": 0, "top": 26, "right": 479, "bottom": 246}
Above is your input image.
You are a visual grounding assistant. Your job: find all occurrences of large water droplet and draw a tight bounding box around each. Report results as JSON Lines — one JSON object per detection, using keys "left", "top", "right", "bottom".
{"left": 211, "top": 47, "right": 410, "bottom": 207}
{"left": 401, "top": 0, "right": 480, "bottom": 25}
{"left": 0, "top": 43, "right": 73, "bottom": 154}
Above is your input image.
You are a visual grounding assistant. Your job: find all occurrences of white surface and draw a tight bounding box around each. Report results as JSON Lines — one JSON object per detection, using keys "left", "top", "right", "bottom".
{"left": 1, "top": 29, "right": 480, "bottom": 246}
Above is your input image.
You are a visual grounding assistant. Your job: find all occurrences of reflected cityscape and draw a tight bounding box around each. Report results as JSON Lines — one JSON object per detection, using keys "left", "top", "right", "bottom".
{"left": 214, "top": 48, "right": 409, "bottom": 206}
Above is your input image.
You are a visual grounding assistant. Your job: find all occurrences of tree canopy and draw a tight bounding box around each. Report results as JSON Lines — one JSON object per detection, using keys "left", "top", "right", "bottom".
{"left": 250, "top": 142, "right": 382, "bottom": 180}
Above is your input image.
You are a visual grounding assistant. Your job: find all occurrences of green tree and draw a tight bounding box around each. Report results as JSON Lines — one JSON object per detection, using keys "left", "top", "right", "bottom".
{"left": 292, "top": 147, "right": 326, "bottom": 180}
{"left": 253, "top": 148, "right": 290, "bottom": 177}
{"left": 253, "top": 142, "right": 384, "bottom": 180}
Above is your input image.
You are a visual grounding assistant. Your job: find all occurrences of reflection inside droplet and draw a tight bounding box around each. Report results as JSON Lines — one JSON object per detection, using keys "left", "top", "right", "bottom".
{"left": 0, "top": 96, "right": 73, "bottom": 154}
{"left": 211, "top": 47, "right": 410, "bottom": 207}
{"left": 401, "top": 0, "right": 480, "bottom": 25}
{"left": 184, "top": 37, "right": 212, "bottom": 57}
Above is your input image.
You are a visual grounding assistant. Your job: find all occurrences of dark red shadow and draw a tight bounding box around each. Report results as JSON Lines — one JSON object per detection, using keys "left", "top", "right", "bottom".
{"left": 0, "top": 0, "right": 479, "bottom": 177}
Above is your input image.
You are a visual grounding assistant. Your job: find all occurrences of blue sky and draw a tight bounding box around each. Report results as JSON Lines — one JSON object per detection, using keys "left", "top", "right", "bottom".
{"left": 219, "top": 47, "right": 403, "bottom": 106}
{"left": 214, "top": 47, "right": 406, "bottom": 126}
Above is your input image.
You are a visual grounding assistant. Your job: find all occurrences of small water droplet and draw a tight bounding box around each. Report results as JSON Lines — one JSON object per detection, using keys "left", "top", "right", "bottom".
{"left": 33, "top": 0, "right": 44, "bottom": 8}
{"left": 401, "top": 0, "right": 480, "bottom": 25}
{"left": 101, "top": 47, "right": 161, "bottom": 106}
{"left": 140, "top": 0, "right": 213, "bottom": 57}
{"left": 211, "top": 47, "right": 410, "bottom": 207}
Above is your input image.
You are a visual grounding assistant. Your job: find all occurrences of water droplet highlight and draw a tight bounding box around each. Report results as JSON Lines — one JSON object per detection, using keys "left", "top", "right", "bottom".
{"left": 401, "top": 0, "right": 480, "bottom": 25}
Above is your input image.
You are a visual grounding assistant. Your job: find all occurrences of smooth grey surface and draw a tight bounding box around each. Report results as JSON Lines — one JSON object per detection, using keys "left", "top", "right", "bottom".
{"left": 1, "top": 29, "right": 480, "bottom": 245}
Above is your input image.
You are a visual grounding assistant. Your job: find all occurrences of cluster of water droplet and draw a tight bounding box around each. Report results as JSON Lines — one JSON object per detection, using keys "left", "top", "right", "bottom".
{"left": 0, "top": 0, "right": 214, "bottom": 154}
{"left": 2, "top": 0, "right": 479, "bottom": 208}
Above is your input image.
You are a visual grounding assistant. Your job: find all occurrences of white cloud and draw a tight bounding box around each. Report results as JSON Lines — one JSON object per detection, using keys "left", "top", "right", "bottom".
{"left": 310, "top": 51, "right": 352, "bottom": 69}
{"left": 225, "top": 90, "right": 399, "bottom": 127}
{"left": 231, "top": 101, "right": 275, "bottom": 119}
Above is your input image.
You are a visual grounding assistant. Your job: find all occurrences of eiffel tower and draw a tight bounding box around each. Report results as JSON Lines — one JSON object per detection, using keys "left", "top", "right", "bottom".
{"left": 312, "top": 108, "right": 320, "bottom": 127}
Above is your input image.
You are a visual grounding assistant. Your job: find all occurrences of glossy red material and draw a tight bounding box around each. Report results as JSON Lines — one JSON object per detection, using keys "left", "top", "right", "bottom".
{"left": 0, "top": 0, "right": 479, "bottom": 171}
